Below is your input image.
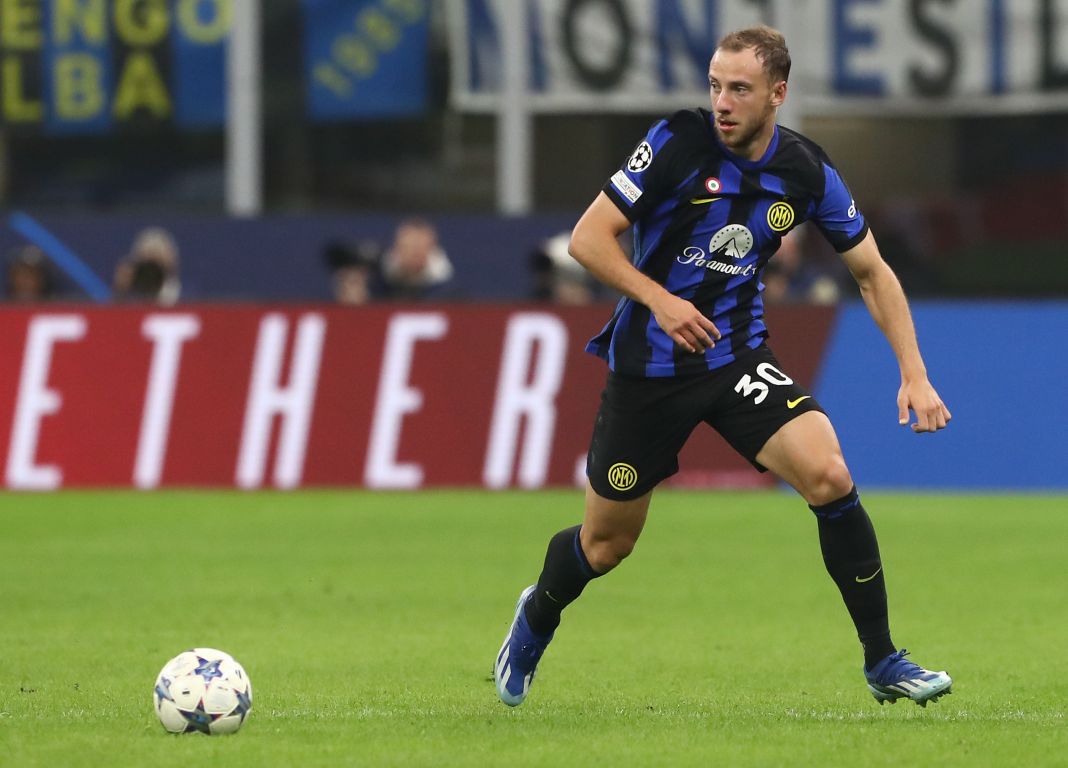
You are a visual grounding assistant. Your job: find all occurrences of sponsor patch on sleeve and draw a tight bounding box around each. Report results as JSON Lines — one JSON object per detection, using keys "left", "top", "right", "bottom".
{"left": 610, "top": 170, "right": 642, "bottom": 204}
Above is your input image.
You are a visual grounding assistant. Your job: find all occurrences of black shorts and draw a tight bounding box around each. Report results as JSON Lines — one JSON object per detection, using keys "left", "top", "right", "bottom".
{"left": 586, "top": 344, "right": 825, "bottom": 500}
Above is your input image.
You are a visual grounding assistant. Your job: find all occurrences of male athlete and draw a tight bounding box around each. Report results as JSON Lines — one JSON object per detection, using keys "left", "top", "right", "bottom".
{"left": 494, "top": 26, "right": 953, "bottom": 708}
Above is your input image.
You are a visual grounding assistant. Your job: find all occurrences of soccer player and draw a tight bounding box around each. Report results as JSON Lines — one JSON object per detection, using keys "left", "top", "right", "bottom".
{"left": 494, "top": 26, "right": 953, "bottom": 709}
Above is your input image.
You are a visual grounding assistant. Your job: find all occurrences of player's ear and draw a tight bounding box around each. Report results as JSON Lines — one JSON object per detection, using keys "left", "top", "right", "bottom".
{"left": 770, "top": 79, "right": 787, "bottom": 107}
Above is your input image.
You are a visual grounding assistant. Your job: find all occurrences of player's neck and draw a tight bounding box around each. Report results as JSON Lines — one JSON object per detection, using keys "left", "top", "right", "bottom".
{"left": 737, "top": 122, "right": 777, "bottom": 162}
{"left": 717, "top": 121, "right": 778, "bottom": 166}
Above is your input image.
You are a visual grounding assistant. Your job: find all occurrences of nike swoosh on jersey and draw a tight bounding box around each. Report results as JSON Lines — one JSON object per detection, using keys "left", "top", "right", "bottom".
{"left": 787, "top": 396, "right": 812, "bottom": 409}
{"left": 855, "top": 567, "right": 882, "bottom": 583}
{"left": 689, "top": 196, "right": 723, "bottom": 205}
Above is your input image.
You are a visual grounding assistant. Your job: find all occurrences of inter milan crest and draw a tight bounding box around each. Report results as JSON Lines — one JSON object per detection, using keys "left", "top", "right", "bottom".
{"left": 627, "top": 141, "right": 653, "bottom": 172}
{"left": 767, "top": 201, "right": 795, "bottom": 232}
{"left": 608, "top": 462, "right": 638, "bottom": 492}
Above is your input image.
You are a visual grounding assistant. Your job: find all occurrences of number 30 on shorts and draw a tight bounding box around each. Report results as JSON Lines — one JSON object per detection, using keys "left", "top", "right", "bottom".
{"left": 734, "top": 363, "right": 793, "bottom": 405}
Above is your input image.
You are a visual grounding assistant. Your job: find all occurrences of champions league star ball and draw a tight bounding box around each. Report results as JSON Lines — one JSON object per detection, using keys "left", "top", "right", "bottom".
{"left": 153, "top": 648, "right": 252, "bottom": 734}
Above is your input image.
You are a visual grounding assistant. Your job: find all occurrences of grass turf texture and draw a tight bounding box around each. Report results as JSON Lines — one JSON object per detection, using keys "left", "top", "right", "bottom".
{"left": 1, "top": 490, "right": 1065, "bottom": 767}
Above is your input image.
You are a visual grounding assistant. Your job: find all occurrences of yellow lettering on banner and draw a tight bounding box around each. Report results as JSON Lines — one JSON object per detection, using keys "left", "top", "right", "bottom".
{"left": 333, "top": 35, "right": 376, "bottom": 77}
{"left": 1, "top": 0, "right": 43, "bottom": 49}
{"left": 383, "top": 0, "right": 426, "bottom": 24}
{"left": 114, "top": 0, "right": 169, "bottom": 46}
{"left": 55, "top": 53, "right": 104, "bottom": 119}
{"left": 314, "top": 63, "right": 351, "bottom": 99}
{"left": 178, "top": 0, "right": 231, "bottom": 44}
{"left": 358, "top": 7, "right": 399, "bottom": 50}
{"left": 316, "top": 0, "right": 428, "bottom": 100}
{"left": 113, "top": 50, "right": 171, "bottom": 118}
{"left": 53, "top": 0, "right": 106, "bottom": 45}
{"left": 2, "top": 56, "right": 42, "bottom": 120}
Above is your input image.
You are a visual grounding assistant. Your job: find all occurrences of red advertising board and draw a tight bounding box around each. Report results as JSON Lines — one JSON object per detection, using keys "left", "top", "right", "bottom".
{"left": 0, "top": 305, "right": 833, "bottom": 490}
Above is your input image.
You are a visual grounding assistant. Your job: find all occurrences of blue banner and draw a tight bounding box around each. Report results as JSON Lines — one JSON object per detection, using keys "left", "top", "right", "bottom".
{"left": 41, "top": 1, "right": 115, "bottom": 134}
{"left": 5, "top": 1, "right": 228, "bottom": 134}
{"left": 302, "top": 0, "right": 429, "bottom": 120}
{"left": 172, "top": 0, "right": 230, "bottom": 127}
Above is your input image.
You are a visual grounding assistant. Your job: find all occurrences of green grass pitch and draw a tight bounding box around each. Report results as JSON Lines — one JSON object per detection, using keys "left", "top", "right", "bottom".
{"left": 1, "top": 490, "right": 1065, "bottom": 767}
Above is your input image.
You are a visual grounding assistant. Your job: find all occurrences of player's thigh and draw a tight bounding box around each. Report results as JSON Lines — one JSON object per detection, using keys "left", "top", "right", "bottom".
{"left": 585, "top": 372, "right": 703, "bottom": 501}
{"left": 581, "top": 480, "right": 652, "bottom": 542}
{"left": 704, "top": 344, "right": 826, "bottom": 473}
{"left": 580, "top": 480, "right": 653, "bottom": 572}
{"left": 755, "top": 410, "right": 854, "bottom": 505}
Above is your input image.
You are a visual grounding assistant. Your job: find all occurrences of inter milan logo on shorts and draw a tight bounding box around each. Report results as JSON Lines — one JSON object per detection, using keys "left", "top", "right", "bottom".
{"left": 627, "top": 142, "right": 653, "bottom": 172}
{"left": 767, "top": 201, "right": 795, "bottom": 232}
{"left": 607, "top": 462, "right": 638, "bottom": 492}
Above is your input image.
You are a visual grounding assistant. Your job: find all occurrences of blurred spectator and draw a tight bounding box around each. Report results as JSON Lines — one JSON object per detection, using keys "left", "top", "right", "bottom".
{"left": 863, "top": 206, "right": 946, "bottom": 296}
{"left": 764, "top": 226, "right": 845, "bottom": 305}
{"left": 323, "top": 239, "right": 382, "bottom": 305}
{"left": 114, "top": 227, "right": 181, "bottom": 304}
{"left": 763, "top": 229, "right": 803, "bottom": 305}
{"left": 379, "top": 218, "right": 456, "bottom": 301}
{"left": 530, "top": 231, "right": 597, "bottom": 305}
{"left": 5, "top": 245, "right": 56, "bottom": 302}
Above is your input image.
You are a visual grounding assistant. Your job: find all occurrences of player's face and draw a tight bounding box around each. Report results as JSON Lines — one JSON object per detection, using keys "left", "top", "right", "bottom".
{"left": 708, "top": 47, "right": 786, "bottom": 160}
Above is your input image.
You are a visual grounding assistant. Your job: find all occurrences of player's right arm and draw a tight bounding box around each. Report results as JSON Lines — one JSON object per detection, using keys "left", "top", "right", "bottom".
{"left": 569, "top": 192, "right": 721, "bottom": 354}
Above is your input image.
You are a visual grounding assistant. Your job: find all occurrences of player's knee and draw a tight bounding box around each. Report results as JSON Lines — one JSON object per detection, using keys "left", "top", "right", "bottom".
{"left": 804, "top": 456, "right": 853, "bottom": 506}
{"left": 584, "top": 534, "right": 637, "bottom": 573}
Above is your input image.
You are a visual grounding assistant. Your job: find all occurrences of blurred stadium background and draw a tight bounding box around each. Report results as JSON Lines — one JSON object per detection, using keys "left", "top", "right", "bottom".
{"left": 3, "top": 4, "right": 1067, "bottom": 765}
{"left": 0, "top": 0, "right": 1066, "bottom": 492}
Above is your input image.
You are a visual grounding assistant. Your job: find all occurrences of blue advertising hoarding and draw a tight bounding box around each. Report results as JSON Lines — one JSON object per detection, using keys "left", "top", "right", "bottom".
{"left": 814, "top": 302, "right": 1068, "bottom": 490}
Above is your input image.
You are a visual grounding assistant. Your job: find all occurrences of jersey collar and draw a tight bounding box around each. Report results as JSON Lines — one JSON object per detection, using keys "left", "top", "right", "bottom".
{"left": 712, "top": 121, "right": 780, "bottom": 170}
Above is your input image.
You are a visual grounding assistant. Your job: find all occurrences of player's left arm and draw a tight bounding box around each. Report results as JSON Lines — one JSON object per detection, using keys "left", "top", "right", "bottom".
{"left": 840, "top": 230, "right": 952, "bottom": 433}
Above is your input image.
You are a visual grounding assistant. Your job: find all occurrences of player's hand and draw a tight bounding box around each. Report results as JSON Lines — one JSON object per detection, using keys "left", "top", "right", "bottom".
{"left": 650, "top": 293, "right": 721, "bottom": 353}
{"left": 897, "top": 378, "right": 952, "bottom": 433}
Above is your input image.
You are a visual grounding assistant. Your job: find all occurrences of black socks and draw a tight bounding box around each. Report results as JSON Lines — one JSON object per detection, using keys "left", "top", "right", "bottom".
{"left": 522, "top": 493, "right": 894, "bottom": 668}
{"left": 524, "top": 525, "right": 601, "bottom": 636}
{"left": 810, "top": 487, "right": 896, "bottom": 669}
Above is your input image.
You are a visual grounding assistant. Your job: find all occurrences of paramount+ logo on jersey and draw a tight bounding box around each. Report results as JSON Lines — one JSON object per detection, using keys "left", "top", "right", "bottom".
{"left": 675, "top": 225, "right": 758, "bottom": 277}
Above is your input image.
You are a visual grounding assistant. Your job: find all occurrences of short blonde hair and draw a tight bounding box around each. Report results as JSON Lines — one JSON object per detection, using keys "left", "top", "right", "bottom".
{"left": 716, "top": 25, "right": 791, "bottom": 84}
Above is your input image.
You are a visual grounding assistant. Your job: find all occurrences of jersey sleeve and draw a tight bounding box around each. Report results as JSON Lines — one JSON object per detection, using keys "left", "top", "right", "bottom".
{"left": 812, "top": 161, "right": 869, "bottom": 253}
{"left": 602, "top": 113, "right": 696, "bottom": 222}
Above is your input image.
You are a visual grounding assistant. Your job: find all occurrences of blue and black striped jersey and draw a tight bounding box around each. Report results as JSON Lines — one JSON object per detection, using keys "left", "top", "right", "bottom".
{"left": 588, "top": 108, "right": 868, "bottom": 378}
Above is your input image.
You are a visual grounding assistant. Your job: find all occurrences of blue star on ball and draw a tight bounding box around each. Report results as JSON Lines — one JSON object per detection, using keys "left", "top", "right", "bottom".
{"left": 194, "top": 657, "right": 224, "bottom": 683}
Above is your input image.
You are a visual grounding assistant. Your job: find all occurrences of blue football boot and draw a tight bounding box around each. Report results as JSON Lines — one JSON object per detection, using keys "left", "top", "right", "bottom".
{"left": 865, "top": 649, "right": 952, "bottom": 707}
{"left": 494, "top": 585, "right": 553, "bottom": 707}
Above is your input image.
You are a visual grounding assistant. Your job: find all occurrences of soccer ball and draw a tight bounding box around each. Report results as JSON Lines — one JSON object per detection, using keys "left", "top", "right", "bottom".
{"left": 153, "top": 648, "right": 252, "bottom": 734}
